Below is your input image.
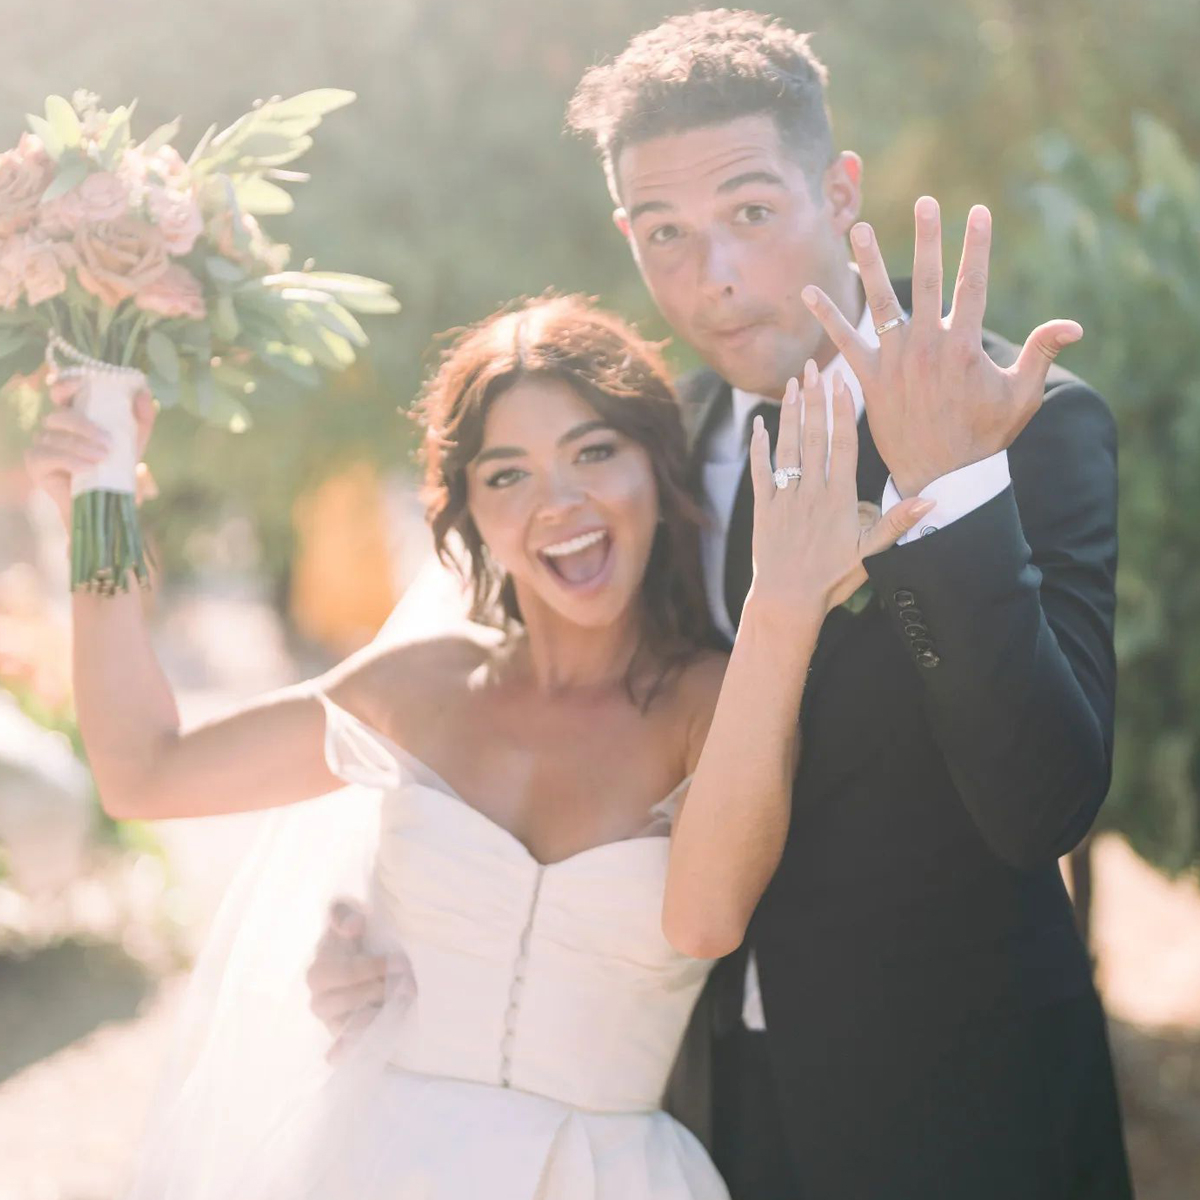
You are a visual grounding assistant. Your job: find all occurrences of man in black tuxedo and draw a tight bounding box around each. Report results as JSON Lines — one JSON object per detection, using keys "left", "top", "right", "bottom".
{"left": 307, "top": 9, "right": 1131, "bottom": 1196}
{"left": 565, "top": 9, "right": 1131, "bottom": 1199}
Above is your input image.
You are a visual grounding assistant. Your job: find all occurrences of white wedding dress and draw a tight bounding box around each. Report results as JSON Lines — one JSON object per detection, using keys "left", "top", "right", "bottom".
{"left": 126, "top": 686, "right": 727, "bottom": 1200}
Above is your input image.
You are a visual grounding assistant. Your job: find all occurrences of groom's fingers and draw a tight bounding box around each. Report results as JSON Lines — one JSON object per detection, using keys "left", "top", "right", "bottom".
{"left": 948, "top": 204, "right": 992, "bottom": 333}
{"left": 801, "top": 285, "right": 870, "bottom": 377}
{"left": 848, "top": 222, "right": 904, "bottom": 332}
{"left": 1012, "top": 319, "right": 1083, "bottom": 390}
{"left": 910, "top": 197, "right": 943, "bottom": 328}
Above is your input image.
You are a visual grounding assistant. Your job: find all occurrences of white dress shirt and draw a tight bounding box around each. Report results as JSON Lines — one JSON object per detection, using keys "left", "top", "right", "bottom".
{"left": 695, "top": 293, "right": 1010, "bottom": 1030}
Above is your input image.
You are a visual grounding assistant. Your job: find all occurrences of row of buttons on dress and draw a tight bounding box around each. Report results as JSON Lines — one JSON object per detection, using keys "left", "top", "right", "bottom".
{"left": 892, "top": 589, "right": 941, "bottom": 669}
{"left": 500, "top": 864, "right": 546, "bottom": 1088}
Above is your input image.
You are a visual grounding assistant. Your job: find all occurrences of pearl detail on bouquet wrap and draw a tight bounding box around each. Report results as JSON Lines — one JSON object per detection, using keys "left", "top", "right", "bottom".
{"left": 46, "top": 333, "right": 145, "bottom": 498}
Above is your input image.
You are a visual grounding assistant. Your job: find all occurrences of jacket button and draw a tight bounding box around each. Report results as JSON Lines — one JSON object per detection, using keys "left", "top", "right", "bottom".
{"left": 917, "top": 649, "right": 941, "bottom": 668}
{"left": 910, "top": 638, "right": 934, "bottom": 654}
{"left": 899, "top": 607, "right": 924, "bottom": 625}
{"left": 893, "top": 589, "right": 915, "bottom": 608}
{"left": 903, "top": 623, "right": 929, "bottom": 639}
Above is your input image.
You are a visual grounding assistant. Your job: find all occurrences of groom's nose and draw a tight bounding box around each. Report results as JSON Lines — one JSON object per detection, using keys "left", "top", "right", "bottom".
{"left": 697, "top": 231, "right": 740, "bottom": 299}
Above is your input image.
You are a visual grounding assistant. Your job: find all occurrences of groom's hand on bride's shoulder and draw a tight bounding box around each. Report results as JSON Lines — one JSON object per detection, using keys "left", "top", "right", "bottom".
{"left": 802, "top": 197, "right": 1084, "bottom": 499}
{"left": 307, "top": 897, "right": 411, "bottom": 1062}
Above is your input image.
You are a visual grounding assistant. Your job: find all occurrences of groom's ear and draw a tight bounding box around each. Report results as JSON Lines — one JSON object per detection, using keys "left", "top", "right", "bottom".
{"left": 823, "top": 151, "right": 863, "bottom": 237}
{"left": 613, "top": 208, "right": 632, "bottom": 240}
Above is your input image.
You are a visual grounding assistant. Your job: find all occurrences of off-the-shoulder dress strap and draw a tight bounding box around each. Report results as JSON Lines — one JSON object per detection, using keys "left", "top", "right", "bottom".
{"left": 306, "top": 683, "right": 406, "bottom": 791}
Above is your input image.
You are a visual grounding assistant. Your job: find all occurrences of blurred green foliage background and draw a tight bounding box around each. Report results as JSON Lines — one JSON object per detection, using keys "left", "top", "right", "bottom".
{"left": 2, "top": 0, "right": 1198, "bottom": 874}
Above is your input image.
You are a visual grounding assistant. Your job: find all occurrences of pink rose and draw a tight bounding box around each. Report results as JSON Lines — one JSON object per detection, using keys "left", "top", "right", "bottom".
{"left": 76, "top": 171, "right": 128, "bottom": 223}
{"left": 74, "top": 216, "right": 169, "bottom": 307}
{"left": 134, "top": 262, "right": 206, "bottom": 319}
{"left": 22, "top": 233, "right": 77, "bottom": 306}
{"left": 148, "top": 185, "right": 203, "bottom": 256}
{"left": 0, "top": 134, "right": 54, "bottom": 239}
{"left": 38, "top": 190, "right": 87, "bottom": 236}
{"left": 0, "top": 237, "right": 27, "bottom": 309}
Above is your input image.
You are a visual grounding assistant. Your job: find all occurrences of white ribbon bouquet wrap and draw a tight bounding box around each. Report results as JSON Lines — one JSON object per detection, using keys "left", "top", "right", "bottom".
{"left": 0, "top": 88, "right": 399, "bottom": 592}
{"left": 48, "top": 333, "right": 150, "bottom": 590}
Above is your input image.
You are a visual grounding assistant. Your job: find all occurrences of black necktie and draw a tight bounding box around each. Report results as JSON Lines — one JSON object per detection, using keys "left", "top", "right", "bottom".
{"left": 723, "top": 400, "right": 780, "bottom": 632}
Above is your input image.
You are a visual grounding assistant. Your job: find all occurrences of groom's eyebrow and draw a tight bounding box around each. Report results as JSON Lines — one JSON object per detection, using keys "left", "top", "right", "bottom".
{"left": 716, "top": 170, "right": 786, "bottom": 194}
{"left": 628, "top": 170, "right": 787, "bottom": 221}
{"left": 474, "top": 421, "right": 614, "bottom": 466}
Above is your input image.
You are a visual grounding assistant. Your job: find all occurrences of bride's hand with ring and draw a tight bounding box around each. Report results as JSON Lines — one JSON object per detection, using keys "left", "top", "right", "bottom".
{"left": 744, "top": 360, "right": 935, "bottom": 630}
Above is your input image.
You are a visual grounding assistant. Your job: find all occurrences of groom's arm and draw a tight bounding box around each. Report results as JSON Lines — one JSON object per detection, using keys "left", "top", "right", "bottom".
{"left": 865, "top": 380, "right": 1117, "bottom": 869}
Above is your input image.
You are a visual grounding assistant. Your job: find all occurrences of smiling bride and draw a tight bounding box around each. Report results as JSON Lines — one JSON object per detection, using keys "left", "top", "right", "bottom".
{"left": 24, "top": 293, "right": 927, "bottom": 1199}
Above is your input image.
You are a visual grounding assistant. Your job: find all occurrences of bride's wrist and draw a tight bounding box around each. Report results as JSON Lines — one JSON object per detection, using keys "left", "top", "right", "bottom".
{"left": 738, "top": 588, "right": 824, "bottom": 648}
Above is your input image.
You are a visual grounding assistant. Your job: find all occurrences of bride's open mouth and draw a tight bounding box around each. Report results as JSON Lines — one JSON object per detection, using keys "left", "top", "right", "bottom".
{"left": 537, "top": 527, "right": 613, "bottom": 590}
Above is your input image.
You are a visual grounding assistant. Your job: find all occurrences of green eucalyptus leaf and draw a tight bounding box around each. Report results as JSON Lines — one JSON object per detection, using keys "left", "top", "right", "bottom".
{"left": 145, "top": 330, "right": 181, "bottom": 383}
{"left": 256, "top": 340, "right": 319, "bottom": 386}
{"left": 206, "top": 256, "right": 248, "bottom": 285}
{"left": 232, "top": 175, "right": 295, "bottom": 215}
{"left": 25, "top": 113, "right": 61, "bottom": 158}
{"left": 44, "top": 95, "right": 82, "bottom": 149}
{"left": 145, "top": 367, "right": 180, "bottom": 406}
{"left": 41, "top": 152, "right": 89, "bottom": 202}
{"left": 264, "top": 90, "right": 357, "bottom": 121}
{"left": 212, "top": 294, "right": 240, "bottom": 341}
{"left": 187, "top": 122, "right": 218, "bottom": 170}
{"left": 140, "top": 118, "right": 181, "bottom": 158}
{"left": 329, "top": 290, "right": 402, "bottom": 315}
{"left": 0, "top": 328, "right": 32, "bottom": 358}
{"left": 201, "top": 383, "right": 253, "bottom": 432}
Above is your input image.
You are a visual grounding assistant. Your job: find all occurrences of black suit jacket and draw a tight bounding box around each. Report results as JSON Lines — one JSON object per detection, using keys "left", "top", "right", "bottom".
{"left": 663, "top": 281, "right": 1118, "bottom": 1182}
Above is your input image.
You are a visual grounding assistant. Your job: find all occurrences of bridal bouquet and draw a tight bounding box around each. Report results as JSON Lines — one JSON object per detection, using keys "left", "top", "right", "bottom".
{"left": 0, "top": 89, "right": 399, "bottom": 593}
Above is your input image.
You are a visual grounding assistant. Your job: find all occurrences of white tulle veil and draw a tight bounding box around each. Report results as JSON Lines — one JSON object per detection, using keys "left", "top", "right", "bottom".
{"left": 122, "top": 556, "right": 470, "bottom": 1198}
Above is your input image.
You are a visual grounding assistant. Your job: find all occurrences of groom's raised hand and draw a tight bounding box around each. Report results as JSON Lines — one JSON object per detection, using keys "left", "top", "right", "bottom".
{"left": 801, "top": 198, "right": 1083, "bottom": 499}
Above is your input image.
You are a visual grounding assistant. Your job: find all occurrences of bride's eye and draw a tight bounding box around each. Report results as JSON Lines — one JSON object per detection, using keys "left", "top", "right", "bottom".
{"left": 577, "top": 442, "right": 617, "bottom": 464}
{"left": 485, "top": 466, "right": 527, "bottom": 489}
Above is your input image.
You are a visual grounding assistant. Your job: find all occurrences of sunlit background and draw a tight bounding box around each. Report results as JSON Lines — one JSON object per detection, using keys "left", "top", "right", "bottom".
{"left": 1, "top": 2, "right": 1199, "bottom": 1197}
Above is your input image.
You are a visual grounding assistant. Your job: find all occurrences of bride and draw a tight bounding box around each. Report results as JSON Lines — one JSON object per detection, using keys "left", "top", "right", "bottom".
{"left": 26, "top": 293, "right": 926, "bottom": 1198}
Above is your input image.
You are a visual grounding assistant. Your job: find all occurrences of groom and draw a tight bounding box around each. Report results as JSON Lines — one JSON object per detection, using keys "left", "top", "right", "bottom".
{"left": 310, "top": 10, "right": 1131, "bottom": 1197}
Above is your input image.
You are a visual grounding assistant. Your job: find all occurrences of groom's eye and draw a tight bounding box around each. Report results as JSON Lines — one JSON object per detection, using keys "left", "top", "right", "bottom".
{"left": 648, "top": 224, "right": 681, "bottom": 246}
{"left": 736, "top": 204, "right": 773, "bottom": 225}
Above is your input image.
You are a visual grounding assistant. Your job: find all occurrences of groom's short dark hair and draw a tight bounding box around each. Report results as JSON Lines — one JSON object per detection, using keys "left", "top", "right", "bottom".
{"left": 567, "top": 9, "right": 835, "bottom": 198}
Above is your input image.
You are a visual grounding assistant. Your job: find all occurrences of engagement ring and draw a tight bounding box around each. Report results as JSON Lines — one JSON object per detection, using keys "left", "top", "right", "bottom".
{"left": 773, "top": 466, "right": 803, "bottom": 489}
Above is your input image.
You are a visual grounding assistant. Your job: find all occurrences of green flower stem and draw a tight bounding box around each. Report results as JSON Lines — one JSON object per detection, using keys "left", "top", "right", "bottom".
{"left": 70, "top": 489, "right": 150, "bottom": 594}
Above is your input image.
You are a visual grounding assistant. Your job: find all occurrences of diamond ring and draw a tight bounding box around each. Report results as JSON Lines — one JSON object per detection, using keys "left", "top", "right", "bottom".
{"left": 773, "top": 466, "right": 803, "bottom": 489}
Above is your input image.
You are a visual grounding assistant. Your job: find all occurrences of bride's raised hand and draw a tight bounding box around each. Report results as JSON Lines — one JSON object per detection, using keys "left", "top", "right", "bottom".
{"left": 23, "top": 374, "right": 158, "bottom": 531}
{"left": 745, "top": 362, "right": 935, "bottom": 628}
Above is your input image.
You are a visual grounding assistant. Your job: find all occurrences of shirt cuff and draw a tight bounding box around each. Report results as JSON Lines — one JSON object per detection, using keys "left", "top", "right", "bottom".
{"left": 880, "top": 451, "right": 1012, "bottom": 545}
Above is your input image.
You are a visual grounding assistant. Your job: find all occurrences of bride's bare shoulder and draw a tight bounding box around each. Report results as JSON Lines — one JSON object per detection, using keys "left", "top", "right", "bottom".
{"left": 316, "top": 624, "right": 503, "bottom": 717}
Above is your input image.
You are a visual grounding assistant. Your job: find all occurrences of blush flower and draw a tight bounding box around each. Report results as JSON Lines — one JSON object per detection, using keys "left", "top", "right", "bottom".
{"left": 74, "top": 215, "right": 169, "bottom": 307}
{"left": 148, "top": 185, "right": 203, "bottom": 256}
{"left": 22, "top": 233, "right": 77, "bottom": 305}
{"left": 0, "top": 134, "right": 54, "bottom": 238}
{"left": 134, "top": 262, "right": 206, "bottom": 319}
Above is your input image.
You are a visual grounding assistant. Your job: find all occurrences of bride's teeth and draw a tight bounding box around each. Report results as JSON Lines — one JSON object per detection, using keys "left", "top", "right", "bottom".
{"left": 542, "top": 530, "right": 606, "bottom": 558}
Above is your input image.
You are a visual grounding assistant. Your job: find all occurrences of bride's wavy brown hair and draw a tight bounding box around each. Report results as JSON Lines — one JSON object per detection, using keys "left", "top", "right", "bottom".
{"left": 413, "top": 293, "right": 713, "bottom": 705}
